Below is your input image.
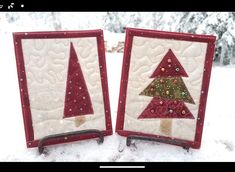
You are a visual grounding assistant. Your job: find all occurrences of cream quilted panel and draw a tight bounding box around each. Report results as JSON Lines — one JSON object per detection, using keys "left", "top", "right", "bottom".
{"left": 21, "top": 37, "right": 105, "bottom": 140}
{"left": 124, "top": 36, "right": 208, "bottom": 141}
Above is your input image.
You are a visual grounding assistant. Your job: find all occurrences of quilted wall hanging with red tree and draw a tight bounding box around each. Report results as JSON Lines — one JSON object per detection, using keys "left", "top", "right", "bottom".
{"left": 63, "top": 43, "right": 94, "bottom": 119}
{"left": 138, "top": 49, "right": 195, "bottom": 135}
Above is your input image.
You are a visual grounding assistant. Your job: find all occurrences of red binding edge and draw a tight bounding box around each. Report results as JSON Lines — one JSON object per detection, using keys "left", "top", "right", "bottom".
{"left": 13, "top": 30, "right": 113, "bottom": 148}
{"left": 115, "top": 28, "right": 216, "bottom": 149}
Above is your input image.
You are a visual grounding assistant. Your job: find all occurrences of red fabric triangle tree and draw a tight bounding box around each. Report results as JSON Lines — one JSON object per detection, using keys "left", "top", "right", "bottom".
{"left": 63, "top": 43, "right": 94, "bottom": 118}
{"left": 150, "top": 49, "right": 188, "bottom": 78}
{"left": 138, "top": 49, "right": 195, "bottom": 119}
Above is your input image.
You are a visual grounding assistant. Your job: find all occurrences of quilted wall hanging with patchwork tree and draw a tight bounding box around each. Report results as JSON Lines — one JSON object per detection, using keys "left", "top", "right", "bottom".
{"left": 116, "top": 28, "right": 216, "bottom": 149}
{"left": 138, "top": 49, "right": 195, "bottom": 135}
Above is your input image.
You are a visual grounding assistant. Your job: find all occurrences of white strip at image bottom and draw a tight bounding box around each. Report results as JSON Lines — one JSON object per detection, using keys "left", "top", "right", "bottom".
{"left": 100, "top": 166, "right": 145, "bottom": 168}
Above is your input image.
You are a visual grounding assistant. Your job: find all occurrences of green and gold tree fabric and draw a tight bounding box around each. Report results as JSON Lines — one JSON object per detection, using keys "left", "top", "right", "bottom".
{"left": 138, "top": 49, "right": 195, "bottom": 119}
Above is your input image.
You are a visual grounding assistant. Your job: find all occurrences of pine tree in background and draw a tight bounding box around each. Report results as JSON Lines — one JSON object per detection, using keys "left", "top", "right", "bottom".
{"left": 103, "top": 12, "right": 125, "bottom": 33}
{"left": 175, "top": 12, "right": 235, "bottom": 65}
{"left": 51, "top": 12, "right": 62, "bottom": 31}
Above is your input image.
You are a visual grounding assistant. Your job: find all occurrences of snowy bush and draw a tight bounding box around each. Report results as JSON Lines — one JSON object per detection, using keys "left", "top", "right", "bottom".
{"left": 1, "top": 12, "right": 235, "bottom": 66}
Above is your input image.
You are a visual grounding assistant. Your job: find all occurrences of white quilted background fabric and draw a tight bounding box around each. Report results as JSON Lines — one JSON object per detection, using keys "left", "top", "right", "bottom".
{"left": 21, "top": 37, "right": 106, "bottom": 140}
{"left": 124, "top": 36, "right": 208, "bottom": 141}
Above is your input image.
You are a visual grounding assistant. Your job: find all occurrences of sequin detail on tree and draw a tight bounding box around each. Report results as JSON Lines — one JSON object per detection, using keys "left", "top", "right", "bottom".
{"left": 138, "top": 49, "right": 195, "bottom": 119}
{"left": 138, "top": 97, "right": 194, "bottom": 119}
{"left": 140, "top": 77, "right": 195, "bottom": 104}
{"left": 150, "top": 49, "right": 188, "bottom": 78}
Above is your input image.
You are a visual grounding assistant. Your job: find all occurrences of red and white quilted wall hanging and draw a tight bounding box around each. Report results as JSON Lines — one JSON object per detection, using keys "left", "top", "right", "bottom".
{"left": 116, "top": 28, "right": 216, "bottom": 149}
{"left": 13, "top": 30, "right": 112, "bottom": 148}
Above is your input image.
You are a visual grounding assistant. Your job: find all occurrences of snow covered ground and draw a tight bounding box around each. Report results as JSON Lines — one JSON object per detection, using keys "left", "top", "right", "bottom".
{"left": 0, "top": 50, "right": 235, "bottom": 161}
{"left": 0, "top": 13, "right": 235, "bottom": 161}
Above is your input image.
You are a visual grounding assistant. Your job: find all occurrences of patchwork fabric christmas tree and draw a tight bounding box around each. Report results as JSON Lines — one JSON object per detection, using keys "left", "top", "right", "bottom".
{"left": 63, "top": 43, "right": 94, "bottom": 118}
{"left": 138, "top": 49, "right": 195, "bottom": 119}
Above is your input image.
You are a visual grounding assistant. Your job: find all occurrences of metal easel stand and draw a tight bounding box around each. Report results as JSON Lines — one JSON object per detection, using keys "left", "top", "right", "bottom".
{"left": 126, "top": 135, "right": 190, "bottom": 152}
{"left": 38, "top": 129, "right": 104, "bottom": 154}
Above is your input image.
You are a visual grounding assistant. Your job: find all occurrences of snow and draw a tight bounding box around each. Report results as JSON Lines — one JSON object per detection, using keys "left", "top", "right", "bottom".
{"left": 0, "top": 12, "right": 235, "bottom": 161}
{"left": 103, "top": 31, "right": 125, "bottom": 51}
